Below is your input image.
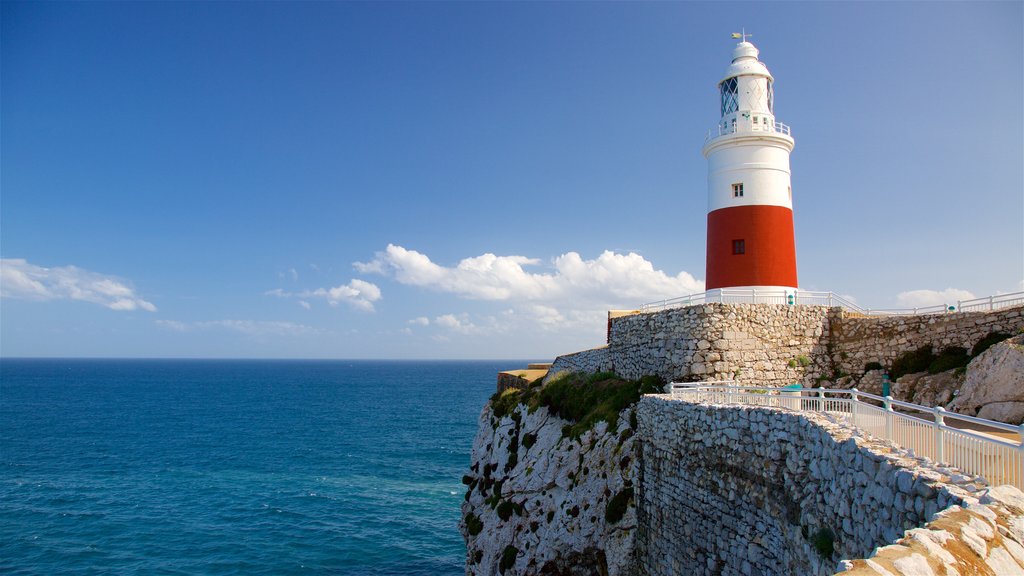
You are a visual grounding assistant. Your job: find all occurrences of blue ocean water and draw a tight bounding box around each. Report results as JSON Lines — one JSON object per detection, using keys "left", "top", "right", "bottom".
{"left": 0, "top": 359, "right": 506, "bottom": 575}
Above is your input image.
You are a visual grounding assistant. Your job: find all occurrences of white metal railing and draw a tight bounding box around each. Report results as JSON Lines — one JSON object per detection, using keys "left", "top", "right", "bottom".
{"left": 639, "top": 289, "right": 1024, "bottom": 317}
{"left": 705, "top": 118, "right": 792, "bottom": 142}
{"left": 669, "top": 385, "right": 1024, "bottom": 489}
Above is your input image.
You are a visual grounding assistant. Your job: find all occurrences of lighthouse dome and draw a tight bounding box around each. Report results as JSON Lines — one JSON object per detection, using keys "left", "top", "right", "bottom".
{"left": 720, "top": 41, "right": 773, "bottom": 84}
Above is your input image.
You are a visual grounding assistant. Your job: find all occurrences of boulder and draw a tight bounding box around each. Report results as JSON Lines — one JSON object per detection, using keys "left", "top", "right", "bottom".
{"left": 948, "top": 334, "right": 1024, "bottom": 424}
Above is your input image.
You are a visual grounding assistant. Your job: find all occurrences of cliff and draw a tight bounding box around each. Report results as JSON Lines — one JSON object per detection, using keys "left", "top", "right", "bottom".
{"left": 463, "top": 304, "right": 1024, "bottom": 575}
{"left": 460, "top": 374, "right": 659, "bottom": 575}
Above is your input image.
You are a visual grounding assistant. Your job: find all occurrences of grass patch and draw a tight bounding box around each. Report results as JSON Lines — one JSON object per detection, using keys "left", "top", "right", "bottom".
{"left": 488, "top": 372, "right": 663, "bottom": 440}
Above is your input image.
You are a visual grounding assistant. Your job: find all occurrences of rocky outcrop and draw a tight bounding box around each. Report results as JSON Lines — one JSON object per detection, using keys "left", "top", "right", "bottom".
{"left": 839, "top": 485, "right": 1024, "bottom": 575}
{"left": 460, "top": 401, "right": 638, "bottom": 575}
{"left": 891, "top": 371, "right": 962, "bottom": 409}
{"left": 949, "top": 335, "right": 1024, "bottom": 424}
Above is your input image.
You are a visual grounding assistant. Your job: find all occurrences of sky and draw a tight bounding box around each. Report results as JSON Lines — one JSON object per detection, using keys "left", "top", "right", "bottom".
{"left": 1, "top": 1, "right": 1022, "bottom": 360}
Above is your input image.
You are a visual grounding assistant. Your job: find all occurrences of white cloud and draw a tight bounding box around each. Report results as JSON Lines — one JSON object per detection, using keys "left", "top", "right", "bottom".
{"left": 266, "top": 278, "right": 382, "bottom": 312}
{"left": 896, "top": 288, "right": 976, "bottom": 308}
{"left": 434, "top": 313, "right": 479, "bottom": 334}
{"left": 0, "top": 258, "right": 157, "bottom": 312}
{"left": 354, "top": 244, "right": 702, "bottom": 306}
{"left": 408, "top": 316, "right": 430, "bottom": 326}
{"left": 156, "top": 319, "right": 319, "bottom": 337}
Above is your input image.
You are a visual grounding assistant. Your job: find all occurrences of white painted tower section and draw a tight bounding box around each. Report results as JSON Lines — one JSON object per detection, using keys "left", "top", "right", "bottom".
{"left": 702, "top": 41, "right": 795, "bottom": 212}
{"left": 701, "top": 39, "right": 799, "bottom": 295}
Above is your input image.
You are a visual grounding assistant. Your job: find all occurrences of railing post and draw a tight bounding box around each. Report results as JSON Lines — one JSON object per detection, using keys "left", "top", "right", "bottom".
{"left": 1018, "top": 424, "right": 1024, "bottom": 486}
{"left": 935, "top": 407, "right": 946, "bottom": 464}
{"left": 989, "top": 295, "right": 994, "bottom": 310}
{"left": 851, "top": 388, "right": 859, "bottom": 427}
{"left": 884, "top": 396, "right": 894, "bottom": 441}
{"left": 817, "top": 388, "right": 825, "bottom": 412}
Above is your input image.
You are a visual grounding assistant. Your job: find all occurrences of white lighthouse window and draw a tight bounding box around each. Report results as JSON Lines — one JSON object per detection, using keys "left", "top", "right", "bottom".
{"left": 721, "top": 78, "right": 739, "bottom": 116}
{"left": 767, "top": 81, "right": 774, "bottom": 113}
{"left": 732, "top": 183, "right": 744, "bottom": 198}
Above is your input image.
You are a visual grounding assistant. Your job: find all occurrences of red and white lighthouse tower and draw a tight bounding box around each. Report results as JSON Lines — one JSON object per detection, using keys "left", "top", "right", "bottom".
{"left": 702, "top": 37, "right": 797, "bottom": 296}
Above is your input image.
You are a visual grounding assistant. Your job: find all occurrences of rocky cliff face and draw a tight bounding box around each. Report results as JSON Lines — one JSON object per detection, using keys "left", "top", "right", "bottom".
{"left": 949, "top": 334, "right": 1024, "bottom": 424}
{"left": 460, "top": 400, "right": 639, "bottom": 575}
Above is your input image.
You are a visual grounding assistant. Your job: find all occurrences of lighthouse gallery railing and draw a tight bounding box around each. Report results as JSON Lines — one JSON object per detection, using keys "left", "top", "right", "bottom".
{"left": 669, "top": 384, "right": 1024, "bottom": 490}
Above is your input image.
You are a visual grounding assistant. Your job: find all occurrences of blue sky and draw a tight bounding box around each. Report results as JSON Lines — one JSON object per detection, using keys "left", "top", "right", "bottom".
{"left": 2, "top": 1, "right": 1021, "bottom": 359}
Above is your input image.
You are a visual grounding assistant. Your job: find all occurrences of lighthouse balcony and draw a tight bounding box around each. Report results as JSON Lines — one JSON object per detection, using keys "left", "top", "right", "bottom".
{"left": 705, "top": 117, "right": 791, "bottom": 142}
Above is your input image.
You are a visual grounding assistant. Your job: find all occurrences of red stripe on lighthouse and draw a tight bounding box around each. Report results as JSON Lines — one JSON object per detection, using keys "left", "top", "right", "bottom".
{"left": 706, "top": 205, "right": 797, "bottom": 290}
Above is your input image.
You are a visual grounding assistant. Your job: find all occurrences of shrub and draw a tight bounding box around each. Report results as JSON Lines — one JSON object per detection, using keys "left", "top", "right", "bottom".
{"left": 890, "top": 346, "right": 935, "bottom": 380}
{"left": 810, "top": 527, "right": 835, "bottom": 558}
{"left": 605, "top": 487, "right": 635, "bottom": 524}
{"left": 971, "top": 332, "right": 1011, "bottom": 357}
{"left": 928, "top": 347, "right": 969, "bottom": 374}
{"left": 496, "top": 500, "right": 516, "bottom": 521}
{"left": 788, "top": 359, "right": 797, "bottom": 368}
{"left": 490, "top": 388, "right": 522, "bottom": 419}
{"left": 465, "top": 513, "right": 483, "bottom": 536}
{"left": 499, "top": 545, "right": 518, "bottom": 572}
{"left": 863, "top": 361, "right": 883, "bottom": 373}
{"left": 521, "top": 433, "right": 536, "bottom": 449}
{"left": 797, "top": 355, "right": 812, "bottom": 367}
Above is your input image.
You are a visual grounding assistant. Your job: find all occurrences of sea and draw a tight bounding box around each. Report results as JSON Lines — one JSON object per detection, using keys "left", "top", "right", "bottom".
{"left": 0, "top": 358, "right": 512, "bottom": 575}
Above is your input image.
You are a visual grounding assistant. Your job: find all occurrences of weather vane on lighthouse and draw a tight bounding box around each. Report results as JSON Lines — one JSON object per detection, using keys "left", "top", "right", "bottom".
{"left": 701, "top": 33, "right": 799, "bottom": 300}
{"left": 731, "top": 29, "right": 752, "bottom": 42}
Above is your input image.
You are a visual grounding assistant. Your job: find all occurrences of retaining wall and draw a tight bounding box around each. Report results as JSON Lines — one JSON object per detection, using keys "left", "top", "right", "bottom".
{"left": 635, "top": 394, "right": 979, "bottom": 575}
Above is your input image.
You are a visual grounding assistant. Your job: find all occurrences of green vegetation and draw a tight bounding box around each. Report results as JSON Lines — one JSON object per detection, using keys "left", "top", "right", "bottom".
{"left": 886, "top": 332, "right": 1015, "bottom": 380}
{"left": 809, "top": 527, "right": 835, "bottom": 558}
{"left": 465, "top": 513, "right": 483, "bottom": 536}
{"left": 971, "top": 332, "right": 1011, "bottom": 357}
{"left": 604, "top": 487, "right": 634, "bottom": 524}
{"left": 488, "top": 371, "right": 663, "bottom": 439}
{"left": 499, "top": 545, "right": 518, "bottom": 572}
{"left": 863, "top": 361, "right": 883, "bottom": 373}
{"left": 521, "top": 433, "right": 537, "bottom": 449}
{"left": 928, "top": 347, "right": 969, "bottom": 374}
{"left": 496, "top": 500, "right": 515, "bottom": 521}
{"left": 890, "top": 346, "right": 935, "bottom": 380}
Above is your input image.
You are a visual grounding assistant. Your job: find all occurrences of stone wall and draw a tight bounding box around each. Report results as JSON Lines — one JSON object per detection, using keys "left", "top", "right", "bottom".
{"left": 635, "top": 394, "right": 982, "bottom": 576}
{"left": 547, "top": 346, "right": 613, "bottom": 381}
{"left": 551, "top": 303, "right": 832, "bottom": 387}
{"left": 548, "top": 304, "right": 1024, "bottom": 389}
{"left": 829, "top": 307, "right": 1024, "bottom": 379}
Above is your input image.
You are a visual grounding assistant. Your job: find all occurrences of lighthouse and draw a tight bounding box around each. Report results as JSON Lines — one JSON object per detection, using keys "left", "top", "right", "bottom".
{"left": 702, "top": 36, "right": 797, "bottom": 298}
